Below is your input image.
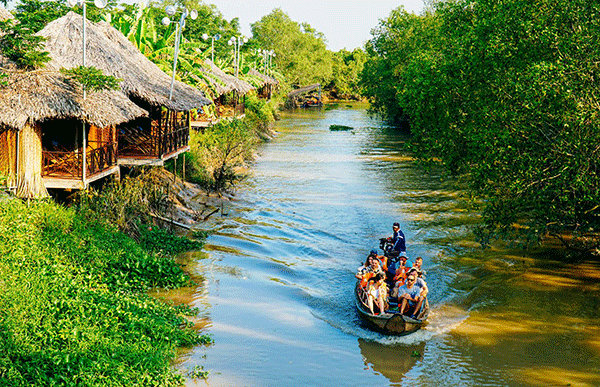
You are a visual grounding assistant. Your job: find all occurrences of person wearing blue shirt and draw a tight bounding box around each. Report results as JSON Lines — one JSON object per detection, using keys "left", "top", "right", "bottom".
{"left": 397, "top": 272, "right": 422, "bottom": 319}
{"left": 391, "top": 222, "right": 406, "bottom": 253}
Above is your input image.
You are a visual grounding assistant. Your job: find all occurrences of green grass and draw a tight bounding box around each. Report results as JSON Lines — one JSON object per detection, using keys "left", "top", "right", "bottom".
{"left": 0, "top": 198, "right": 209, "bottom": 386}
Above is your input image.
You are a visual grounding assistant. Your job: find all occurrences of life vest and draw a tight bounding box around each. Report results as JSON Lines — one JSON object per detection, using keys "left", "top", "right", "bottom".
{"left": 360, "top": 272, "right": 375, "bottom": 288}
{"left": 394, "top": 270, "right": 406, "bottom": 284}
{"left": 378, "top": 256, "right": 388, "bottom": 272}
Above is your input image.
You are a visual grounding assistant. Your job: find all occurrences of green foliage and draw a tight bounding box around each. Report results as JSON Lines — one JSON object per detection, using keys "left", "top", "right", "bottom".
{"left": 0, "top": 18, "right": 50, "bottom": 69}
{"left": 244, "top": 92, "right": 276, "bottom": 133}
{"left": 189, "top": 365, "right": 209, "bottom": 379}
{"left": 74, "top": 170, "right": 170, "bottom": 239}
{"left": 61, "top": 65, "right": 122, "bottom": 92}
{"left": 330, "top": 125, "right": 353, "bottom": 131}
{"left": 251, "top": 8, "right": 332, "bottom": 87}
{"left": 328, "top": 48, "right": 367, "bottom": 100}
{"left": 14, "top": 0, "right": 68, "bottom": 33}
{"left": 186, "top": 119, "right": 257, "bottom": 194}
{"left": 138, "top": 224, "right": 204, "bottom": 256}
{"left": 362, "top": 0, "right": 600, "bottom": 254}
{"left": 0, "top": 197, "right": 209, "bottom": 386}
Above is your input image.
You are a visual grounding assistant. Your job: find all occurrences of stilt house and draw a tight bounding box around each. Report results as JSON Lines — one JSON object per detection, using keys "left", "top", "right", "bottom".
{"left": 38, "top": 12, "right": 211, "bottom": 167}
{"left": 200, "top": 59, "right": 254, "bottom": 118}
{"left": 248, "top": 68, "right": 278, "bottom": 99}
{"left": 0, "top": 68, "right": 147, "bottom": 197}
{"left": 0, "top": 7, "right": 146, "bottom": 197}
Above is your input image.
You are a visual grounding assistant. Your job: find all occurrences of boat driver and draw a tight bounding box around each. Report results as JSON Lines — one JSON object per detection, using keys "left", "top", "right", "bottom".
{"left": 390, "top": 222, "right": 406, "bottom": 254}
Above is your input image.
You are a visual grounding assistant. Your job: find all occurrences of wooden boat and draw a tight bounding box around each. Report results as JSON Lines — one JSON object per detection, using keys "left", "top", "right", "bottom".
{"left": 355, "top": 282, "right": 429, "bottom": 335}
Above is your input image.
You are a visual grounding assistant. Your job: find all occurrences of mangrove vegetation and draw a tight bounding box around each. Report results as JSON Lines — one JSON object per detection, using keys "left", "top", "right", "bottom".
{"left": 361, "top": 0, "right": 600, "bottom": 255}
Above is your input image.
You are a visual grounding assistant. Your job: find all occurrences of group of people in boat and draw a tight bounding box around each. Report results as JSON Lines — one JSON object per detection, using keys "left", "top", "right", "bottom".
{"left": 355, "top": 222, "right": 428, "bottom": 319}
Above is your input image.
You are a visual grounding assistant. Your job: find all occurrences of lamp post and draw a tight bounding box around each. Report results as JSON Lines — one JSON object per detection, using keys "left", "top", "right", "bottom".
{"left": 202, "top": 33, "right": 220, "bottom": 63}
{"left": 66, "top": 0, "right": 107, "bottom": 188}
{"left": 262, "top": 50, "right": 276, "bottom": 77}
{"left": 269, "top": 50, "right": 276, "bottom": 77}
{"left": 162, "top": 6, "right": 198, "bottom": 101}
{"left": 228, "top": 36, "right": 247, "bottom": 77}
{"left": 67, "top": 0, "right": 108, "bottom": 98}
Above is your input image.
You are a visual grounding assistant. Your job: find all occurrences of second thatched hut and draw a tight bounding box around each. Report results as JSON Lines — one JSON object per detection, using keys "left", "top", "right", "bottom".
{"left": 38, "top": 12, "right": 212, "bottom": 167}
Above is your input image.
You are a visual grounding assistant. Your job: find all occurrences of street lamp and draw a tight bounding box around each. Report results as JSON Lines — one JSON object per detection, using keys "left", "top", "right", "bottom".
{"left": 262, "top": 50, "right": 276, "bottom": 77}
{"left": 162, "top": 6, "right": 198, "bottom": 100}
{"left": 228, "top": 36, "right": 247, "bottom": 77}
{"left": 66, "top": 0, "right": 107, "bottom": 187}
{"left": 269, "top": 51, "right": 276, "bottom": 77}
{"left": 202, "top": 33, "right": 220, "bottom": 63}
{"left": 66, "top": 0, "right": 107, "bottom": 94}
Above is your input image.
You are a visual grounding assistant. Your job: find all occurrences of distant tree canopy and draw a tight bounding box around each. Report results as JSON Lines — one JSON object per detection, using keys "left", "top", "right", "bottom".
{"left": 328, "top": 48, "right": 367, "bottom": 100}
{"left": 251, "top": 8, "right": 332, "bottom": 88}
{"left": 361, "top": 0, "right": 600, "bottom": 255}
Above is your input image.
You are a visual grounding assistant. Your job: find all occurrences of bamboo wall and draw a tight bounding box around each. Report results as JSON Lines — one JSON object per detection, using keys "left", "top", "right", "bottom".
{"left": 16, "top": 123, "right": 48, "bottom": 198}
{"left": 88, "top": 125, "right": 116, "bottom": 148}
{"left": 0, "top": 128, "right": 16, "bottom": 186}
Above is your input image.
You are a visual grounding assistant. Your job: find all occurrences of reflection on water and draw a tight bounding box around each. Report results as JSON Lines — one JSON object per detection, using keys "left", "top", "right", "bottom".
{"left": 170, "top": 104, "right": 600, "bottom": 387}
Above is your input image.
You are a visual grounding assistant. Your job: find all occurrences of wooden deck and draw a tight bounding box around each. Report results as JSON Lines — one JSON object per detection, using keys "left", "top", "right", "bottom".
{"left": 42, "top": 142, "right": 119, "bottom": 188}
{"left": 43, "top": 165, "right": 120, "bottom": 189}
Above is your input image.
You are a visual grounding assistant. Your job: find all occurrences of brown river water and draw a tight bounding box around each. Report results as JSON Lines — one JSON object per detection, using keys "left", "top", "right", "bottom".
{"left": 162, "top": 104, "right": 600, "bottom": 386}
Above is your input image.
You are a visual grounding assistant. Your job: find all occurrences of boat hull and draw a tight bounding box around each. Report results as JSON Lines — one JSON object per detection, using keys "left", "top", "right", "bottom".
{"left": 355, "top": 283, "right": 429, "bottom": 335}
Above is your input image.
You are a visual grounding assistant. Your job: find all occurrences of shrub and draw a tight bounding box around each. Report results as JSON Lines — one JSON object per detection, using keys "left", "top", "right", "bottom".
{"left": 0, "top": 198, "right": 210, "bottom": 386}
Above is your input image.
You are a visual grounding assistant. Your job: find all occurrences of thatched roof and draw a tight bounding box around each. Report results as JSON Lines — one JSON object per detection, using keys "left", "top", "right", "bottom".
{"left": 248, "top": 68, "right": 278, "bottom": 87}
{"left": 194, "top": 65, "right": 235, "bottom": 97}
{"left": 0, "top": 6, "right": 14, "bottom": 21}
{"left": 38, "top": 12, "right": 211, "bottom": 111}
{"left": 201, "top": 59, "right": 254, "bottom": 95}
{"left": 0, "top": 69, "right": 147, "bottom": 131}
{"left": 288, "top": 84, "right": 321, "bottom": 98}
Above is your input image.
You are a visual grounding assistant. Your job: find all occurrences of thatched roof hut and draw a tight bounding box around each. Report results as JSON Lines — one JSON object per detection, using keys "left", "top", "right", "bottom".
{"left": 0, "top": 69, "right": 147, "bottom": 131}
{"left": 194, "top": 65, "right": 235, "bottom": 97}
{"left": 0, "top": 68, "right": 147, "bottom": 198}
{"left": 201, "top": 59, "right": 254, "bottom": 95}
{"left": 248, "top": 68, "right": 278, "bottom": 88}
{"left": 38, "top": 12, "right": 211, "bottom": 111}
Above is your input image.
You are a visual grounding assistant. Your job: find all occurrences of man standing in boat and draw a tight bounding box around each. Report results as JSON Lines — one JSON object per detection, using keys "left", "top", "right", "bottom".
{"left": 391, "top": 222, "right": 406, "bottom": 254}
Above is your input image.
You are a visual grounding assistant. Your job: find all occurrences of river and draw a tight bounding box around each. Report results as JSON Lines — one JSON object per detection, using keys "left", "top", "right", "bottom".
{"left": 169, "top": 104, "right": 600, "bottom": 387}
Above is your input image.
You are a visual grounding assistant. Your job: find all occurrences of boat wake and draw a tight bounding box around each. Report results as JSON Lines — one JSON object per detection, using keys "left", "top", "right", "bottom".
{"left": 315, "top": 302, "right": 469, "bottom": 345}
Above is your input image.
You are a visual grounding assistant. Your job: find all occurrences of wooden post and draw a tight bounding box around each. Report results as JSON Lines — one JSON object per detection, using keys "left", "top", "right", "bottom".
{"left": 82, "top": 123, "right": 87, "bottom": 188}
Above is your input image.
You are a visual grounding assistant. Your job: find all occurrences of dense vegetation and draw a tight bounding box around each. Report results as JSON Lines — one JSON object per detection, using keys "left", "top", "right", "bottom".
{"left": 0, "top": 0, "right": 379, "bottom": 384}
{"left": 0, "top": 196, "right": 210, "bottom": 386}
{"left": 171, "top": 93, "right": 278, "bottom": 194}
{"left": 250, "top": 8, "right": 365, "bottom": 99}
{"left": 361, "top": 0, "right": 600, "bottom": 254}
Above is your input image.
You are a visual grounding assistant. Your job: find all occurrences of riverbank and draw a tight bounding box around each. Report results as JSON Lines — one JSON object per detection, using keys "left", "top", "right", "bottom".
{"left": 0, "top": 194, "right": 211, "bottom": 386}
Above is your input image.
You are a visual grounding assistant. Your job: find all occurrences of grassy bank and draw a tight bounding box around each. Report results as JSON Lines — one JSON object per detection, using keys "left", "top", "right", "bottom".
{"left": 0, "top": 196, "right": 209, "bottom": 386}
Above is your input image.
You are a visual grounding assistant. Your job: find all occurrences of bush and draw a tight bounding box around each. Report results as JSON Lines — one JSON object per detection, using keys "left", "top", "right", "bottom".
{"left": 0, "top": 198, "right": 210, "bottom": 386}
{"left": 74, "top": 169, "right": 170, "bottom": 239}
{"left": 184, "top": 119, "right": 257, "bottom": 194}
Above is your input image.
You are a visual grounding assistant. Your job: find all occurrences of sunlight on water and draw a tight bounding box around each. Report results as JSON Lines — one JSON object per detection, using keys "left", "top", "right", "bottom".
{"left": 172, "top": 104, "right": 600, "bottom": 387}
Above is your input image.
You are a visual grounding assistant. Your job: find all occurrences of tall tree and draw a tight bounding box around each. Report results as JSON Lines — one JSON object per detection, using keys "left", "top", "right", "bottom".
{"left": 251, "top": 8, "right": 332, "bottom": 87}
{"left": 362, "top": 0, "right": 600, "bottom": 254}
{"left": 328, "top": 48, "right": 367, "bottom": 100}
